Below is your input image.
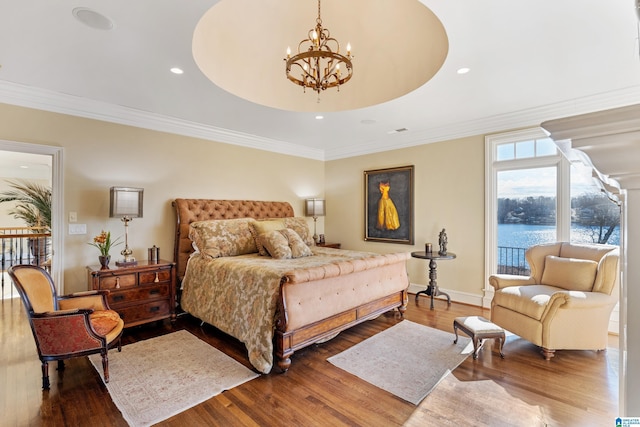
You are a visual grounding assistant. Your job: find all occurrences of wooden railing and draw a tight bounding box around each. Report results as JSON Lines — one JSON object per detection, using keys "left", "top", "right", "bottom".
{"left": 1, "top": 226, "right": 51, "bottom": 298}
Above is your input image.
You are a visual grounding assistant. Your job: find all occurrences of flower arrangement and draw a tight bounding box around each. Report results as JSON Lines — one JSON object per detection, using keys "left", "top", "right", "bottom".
{"left": 89, "top": 230, "right": 122, "bottom": 257}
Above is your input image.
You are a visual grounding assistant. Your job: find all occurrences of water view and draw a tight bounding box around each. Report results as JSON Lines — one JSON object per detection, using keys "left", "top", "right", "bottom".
{"left": 497, "top": 223, "right": 620, "bottom": 271}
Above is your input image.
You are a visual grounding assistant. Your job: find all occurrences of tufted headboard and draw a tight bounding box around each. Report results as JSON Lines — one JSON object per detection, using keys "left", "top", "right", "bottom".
{"left": 172, "top": 199, "right": 295, "bottom": 281}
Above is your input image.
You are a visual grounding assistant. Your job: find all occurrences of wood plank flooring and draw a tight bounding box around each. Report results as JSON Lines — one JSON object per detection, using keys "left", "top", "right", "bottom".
{"left": 1, "top": 294, "right": 618, "bottom": 426}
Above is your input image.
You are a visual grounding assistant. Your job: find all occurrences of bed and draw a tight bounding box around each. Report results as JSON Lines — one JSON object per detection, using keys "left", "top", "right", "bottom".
{"left": 173, "top": 199, "right": 410, "bottom": 373}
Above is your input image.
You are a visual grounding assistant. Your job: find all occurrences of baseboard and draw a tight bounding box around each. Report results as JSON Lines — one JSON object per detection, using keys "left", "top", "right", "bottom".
{"left": 408, "top": 282, "right": 484, "bottom": 308}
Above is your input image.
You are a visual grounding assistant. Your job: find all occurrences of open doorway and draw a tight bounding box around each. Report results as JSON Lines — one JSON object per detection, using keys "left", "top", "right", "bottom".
{"left": 0, "top": 140, "right": 63, "bottom": 296}
{"left": 0, "top": 150, "right": 52, "bottom": 298}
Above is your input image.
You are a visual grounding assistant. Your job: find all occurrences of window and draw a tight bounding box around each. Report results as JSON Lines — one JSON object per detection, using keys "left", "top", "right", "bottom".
{"left": 485, "top": 128, "right": 619, "bottom": 289}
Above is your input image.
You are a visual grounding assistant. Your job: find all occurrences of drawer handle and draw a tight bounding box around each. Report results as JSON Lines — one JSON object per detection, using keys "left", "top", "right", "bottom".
{"left": 149, "top": 289, "right": 160, "bottom": 295}
{"left": 113, "top": 295, "right": 125, "bottom": 302}
{"left": 149, "top": 306, "right": 160, "bottom": 312}
{"left": 115, "top": 277, "right": 120, "bottom": 289}
{"left": 154, "top": 272, "right": 159, "bottom": 283}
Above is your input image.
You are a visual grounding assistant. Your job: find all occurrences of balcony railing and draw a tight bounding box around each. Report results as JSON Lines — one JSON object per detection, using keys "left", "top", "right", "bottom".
{"left": 497, "top": 246, "right": 530, "bottom": 276}
{"left": 1, "top": 226, "right": 51, "bottom": 299}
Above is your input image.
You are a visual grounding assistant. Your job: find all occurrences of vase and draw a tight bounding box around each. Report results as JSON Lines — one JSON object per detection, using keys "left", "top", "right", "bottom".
{"left": 98, "top": 255, "right": 111, "bottom": 269}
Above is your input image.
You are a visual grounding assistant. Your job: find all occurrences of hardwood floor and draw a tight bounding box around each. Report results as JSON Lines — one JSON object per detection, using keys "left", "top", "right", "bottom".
{"left": 1, "top": 294, "right": 618, "bottom": 426}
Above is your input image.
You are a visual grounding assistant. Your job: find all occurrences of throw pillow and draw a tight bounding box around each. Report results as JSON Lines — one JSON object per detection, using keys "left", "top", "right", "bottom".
{"left": 250, "top": 219, "right": 286, "bottom": 256}
{"left": 541, "top": 255, "right": 598, "bottom": 291}
{"left": 260, "top": 229, "right": 292, "bottom": 259}
{"left": 281, "top": 228, "right": 313, "bottom": 258}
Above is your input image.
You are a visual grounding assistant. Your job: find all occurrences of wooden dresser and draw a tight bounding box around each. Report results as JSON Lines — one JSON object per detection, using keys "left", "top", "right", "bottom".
{"left": 87, "top": 259, "right": 176, "bottom": 328}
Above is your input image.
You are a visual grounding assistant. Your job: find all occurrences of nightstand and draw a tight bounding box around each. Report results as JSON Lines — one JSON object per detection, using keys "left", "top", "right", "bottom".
{"left": 316, "top": 242, "right": 341, "bottom": 249}
{"left": 87, "top": 259, "right": 176, "bottom": 328}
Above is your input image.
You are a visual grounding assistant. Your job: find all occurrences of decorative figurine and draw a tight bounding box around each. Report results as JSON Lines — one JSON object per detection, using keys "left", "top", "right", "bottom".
{"left": 438, "top": 228, "right": 448, "bottom": 255}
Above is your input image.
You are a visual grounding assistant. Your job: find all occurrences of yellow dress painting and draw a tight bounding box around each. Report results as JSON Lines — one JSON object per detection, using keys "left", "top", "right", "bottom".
{"left": 377, "top": 181, "right": 400, "bottom": 230}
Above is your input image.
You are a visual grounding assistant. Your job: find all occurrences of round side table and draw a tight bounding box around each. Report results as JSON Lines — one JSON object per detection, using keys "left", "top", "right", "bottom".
{"left": 411, "top": 251, "right": 456, "bottom": 310}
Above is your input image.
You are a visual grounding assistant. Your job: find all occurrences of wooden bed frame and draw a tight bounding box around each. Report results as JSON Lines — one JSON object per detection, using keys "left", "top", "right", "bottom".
{"left": 172, "top": 199, "right": 408, "bottom": 371}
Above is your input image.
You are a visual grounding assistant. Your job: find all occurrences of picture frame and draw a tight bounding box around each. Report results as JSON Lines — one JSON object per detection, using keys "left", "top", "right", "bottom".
{"left": 364, "top": 165, "right": 414, "bottom": 244}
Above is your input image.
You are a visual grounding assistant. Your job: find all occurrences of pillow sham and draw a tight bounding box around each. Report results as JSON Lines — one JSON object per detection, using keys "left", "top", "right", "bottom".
{"left": 541, "top": 255, "right": 598, "bottom": 292}
{"left": 189, "top": 218, "right": 257, "bottom": 258}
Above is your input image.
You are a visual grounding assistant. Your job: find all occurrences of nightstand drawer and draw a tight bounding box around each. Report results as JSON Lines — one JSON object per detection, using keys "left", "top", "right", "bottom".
{"left": 108, "top": 284, "right": 170, "bottom": 307}
{"left": 116, "top": 300, "right": 171, "bottom": 325}
{"left": 99, "top": 273, "right": 136, "bottom": 290}
{"left": 87, "top": 260, "right": 176, "bottom": 328}
{"left": 139, "top": 269, "right": 171, "bottom": 285}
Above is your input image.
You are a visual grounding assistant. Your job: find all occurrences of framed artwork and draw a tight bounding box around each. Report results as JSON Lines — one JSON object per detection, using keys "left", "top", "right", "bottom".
{"left": 364, "top": 165, "right": 414, "bottom": 244}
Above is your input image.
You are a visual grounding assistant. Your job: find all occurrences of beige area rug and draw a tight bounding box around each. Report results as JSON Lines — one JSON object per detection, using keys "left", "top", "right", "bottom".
{"left": 89, "top": 330, "right": 259, "bottom": 427}
{"left": 327, "top": 320, "right": 472, "bottom": 405}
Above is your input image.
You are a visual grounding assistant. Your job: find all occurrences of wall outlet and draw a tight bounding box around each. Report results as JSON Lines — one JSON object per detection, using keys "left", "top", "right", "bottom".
{"left": 69, "top": 224, "right": 87, "bottom": 235}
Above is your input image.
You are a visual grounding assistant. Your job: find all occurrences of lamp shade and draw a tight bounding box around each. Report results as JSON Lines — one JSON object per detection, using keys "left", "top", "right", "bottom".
{"left": 305, "top": 199, "right": 325, "bottom": 217}
{"left": 110, "top": 187, "right": 143, "bottom": 218}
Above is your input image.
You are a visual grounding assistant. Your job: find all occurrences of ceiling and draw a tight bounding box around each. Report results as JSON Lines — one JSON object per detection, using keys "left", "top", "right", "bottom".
{"left": 1, "top": 0, "right": 640, "bottom": 161}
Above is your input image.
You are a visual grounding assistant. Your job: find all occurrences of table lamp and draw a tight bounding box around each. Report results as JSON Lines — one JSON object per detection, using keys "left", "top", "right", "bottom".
{"left": 305, "top": 198, "right": 325, "bottom": 244}
{"left": 110, "top": 186, "right": 143, "bottom": 266}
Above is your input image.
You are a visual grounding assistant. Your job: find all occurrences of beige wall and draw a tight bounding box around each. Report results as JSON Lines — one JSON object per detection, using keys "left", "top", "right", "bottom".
{"left": 0, "top": 103, "right": 325, "bottom": 292}
{"left": 326, "top": 136, "right": 486, "bottom": 300}
{"left": 1, "top": 102, "right": 486, "bottom": 300}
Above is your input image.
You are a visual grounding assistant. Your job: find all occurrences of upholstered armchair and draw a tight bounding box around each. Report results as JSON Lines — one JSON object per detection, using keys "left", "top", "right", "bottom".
{"left": 489, "top": 242, "right": 619, "bottom": 360}
{"left": 8, "top": 265, "right": 124, "bottom": 389}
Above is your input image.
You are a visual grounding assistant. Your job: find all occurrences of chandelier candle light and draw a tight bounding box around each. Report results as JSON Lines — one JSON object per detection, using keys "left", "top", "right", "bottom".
{"left": 284, "top": 0, "right": 353, "bottom": 97}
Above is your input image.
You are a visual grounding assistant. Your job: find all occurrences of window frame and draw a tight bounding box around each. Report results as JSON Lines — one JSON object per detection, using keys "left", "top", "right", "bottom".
{"left": 483, "top": 128, "right": 569, "bottom": 306}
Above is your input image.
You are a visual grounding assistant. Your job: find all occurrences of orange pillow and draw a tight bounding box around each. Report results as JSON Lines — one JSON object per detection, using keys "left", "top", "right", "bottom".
{"left": 89, "top": 310, "right": 121, "bottom": 336}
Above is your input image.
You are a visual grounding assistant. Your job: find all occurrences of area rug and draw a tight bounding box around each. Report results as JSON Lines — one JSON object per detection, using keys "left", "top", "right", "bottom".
{"left": 89, "top": 330, "right": 259, "bottom": 427}
{"left": 327, "top": 320, "right": 472, "bottom": 405}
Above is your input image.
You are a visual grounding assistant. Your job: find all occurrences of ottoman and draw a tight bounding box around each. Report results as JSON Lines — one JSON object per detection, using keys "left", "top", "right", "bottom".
{"left": 453, "top": 316, "right": 505, "bottom": 360}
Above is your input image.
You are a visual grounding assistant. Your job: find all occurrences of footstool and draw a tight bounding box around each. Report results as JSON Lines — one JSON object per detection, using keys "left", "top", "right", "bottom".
{"left": 453, "top": 316, "right": 505, "bottom": 360}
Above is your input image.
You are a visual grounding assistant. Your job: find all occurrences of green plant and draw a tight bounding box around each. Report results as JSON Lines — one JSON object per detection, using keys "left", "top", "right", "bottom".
{"left": 89, "top": 230, "right": 122, "bottom": 257}
{"left": 0, "top": 179, "right": 52, "bottom": 230}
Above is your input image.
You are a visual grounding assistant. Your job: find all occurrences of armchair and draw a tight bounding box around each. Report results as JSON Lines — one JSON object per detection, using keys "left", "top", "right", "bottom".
{"left": 489, "top": 242, "right": 619, "bottom": 360}
{"left": 8, "top": 264, "right": 124, "bottom": 389}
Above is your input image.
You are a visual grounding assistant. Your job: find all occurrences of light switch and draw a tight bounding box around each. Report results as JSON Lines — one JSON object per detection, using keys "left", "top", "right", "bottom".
{"left": 69, "top": 224, "right": 87, "bottom": 235}
{"left": 69, "top": 211, "right": 77, "bottom": 223}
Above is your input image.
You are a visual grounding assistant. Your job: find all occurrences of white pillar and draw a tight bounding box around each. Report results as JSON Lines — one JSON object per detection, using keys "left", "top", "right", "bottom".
{"left": 621, "top": 187, "right": 640, "bottom": 416}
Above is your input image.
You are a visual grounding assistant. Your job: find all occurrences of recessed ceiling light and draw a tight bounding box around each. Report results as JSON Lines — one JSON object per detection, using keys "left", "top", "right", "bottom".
{"left": 72, "top": 7, "right": 113, "bottom": 30}
{"left": 170, "top": 67, "right": 184, "bottom": 75}
{"left": 315, "top": 115, "right": 324, "bottom": 120}
{"left": 457, "top": 67, "right": 470, "bottom": 74}
{"left": 361, "top": 119, "right": 377, "bottom": 125}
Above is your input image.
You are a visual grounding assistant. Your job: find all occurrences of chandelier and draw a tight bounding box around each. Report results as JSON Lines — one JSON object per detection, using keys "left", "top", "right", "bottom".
{"left": 284, "top": 0, "right": 353, "bottom": 96}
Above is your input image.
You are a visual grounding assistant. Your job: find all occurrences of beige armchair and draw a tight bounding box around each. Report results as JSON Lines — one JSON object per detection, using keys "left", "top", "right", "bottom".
{"left": 489, "top": 242, "right": 619, "bottom": 360}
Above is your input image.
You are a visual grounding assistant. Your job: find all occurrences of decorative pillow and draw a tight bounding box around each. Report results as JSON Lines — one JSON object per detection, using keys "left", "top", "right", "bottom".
{"left": 541, "top": 255, "right": 598, "bottom": 291}
{"left": 260, "top": 229, "right": 292, "bottom": 259}
{"left": 260, "top": 228, "right": 313, "bottom": 259}
{"left": 89, "top": 309, "right": 121, "bottom": 336}
{"left": 189, "top": 218, "right": 257, "bottom": 258}
{"left": 281, "top": 228, "right": 313, "bottom": 258}
{"left": 250, "top": 219, "right": 286, "bottom": 256}
{"left": 282, "top": 217, "right": 313, "bottom": 246}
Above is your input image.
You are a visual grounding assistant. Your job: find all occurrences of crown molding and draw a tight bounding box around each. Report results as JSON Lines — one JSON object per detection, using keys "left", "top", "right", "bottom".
{"left": 324, "top": 85, "right": 640, "bottom": 160}
{"left": 0, "top": 80, "right": 325, "bottom": 161}
{"left": 2, "top": 80, "right": 640, "bottom": 163}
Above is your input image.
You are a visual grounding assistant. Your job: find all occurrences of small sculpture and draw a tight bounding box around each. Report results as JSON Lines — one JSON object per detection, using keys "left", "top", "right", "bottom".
{"left": 438, "top": 228, "right": 448, "bottom": 255}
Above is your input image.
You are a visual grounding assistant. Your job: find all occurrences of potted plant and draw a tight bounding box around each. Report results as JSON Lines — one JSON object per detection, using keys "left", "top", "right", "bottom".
{"left": 0, "top": 179, "right": 52, "bottom": 264}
